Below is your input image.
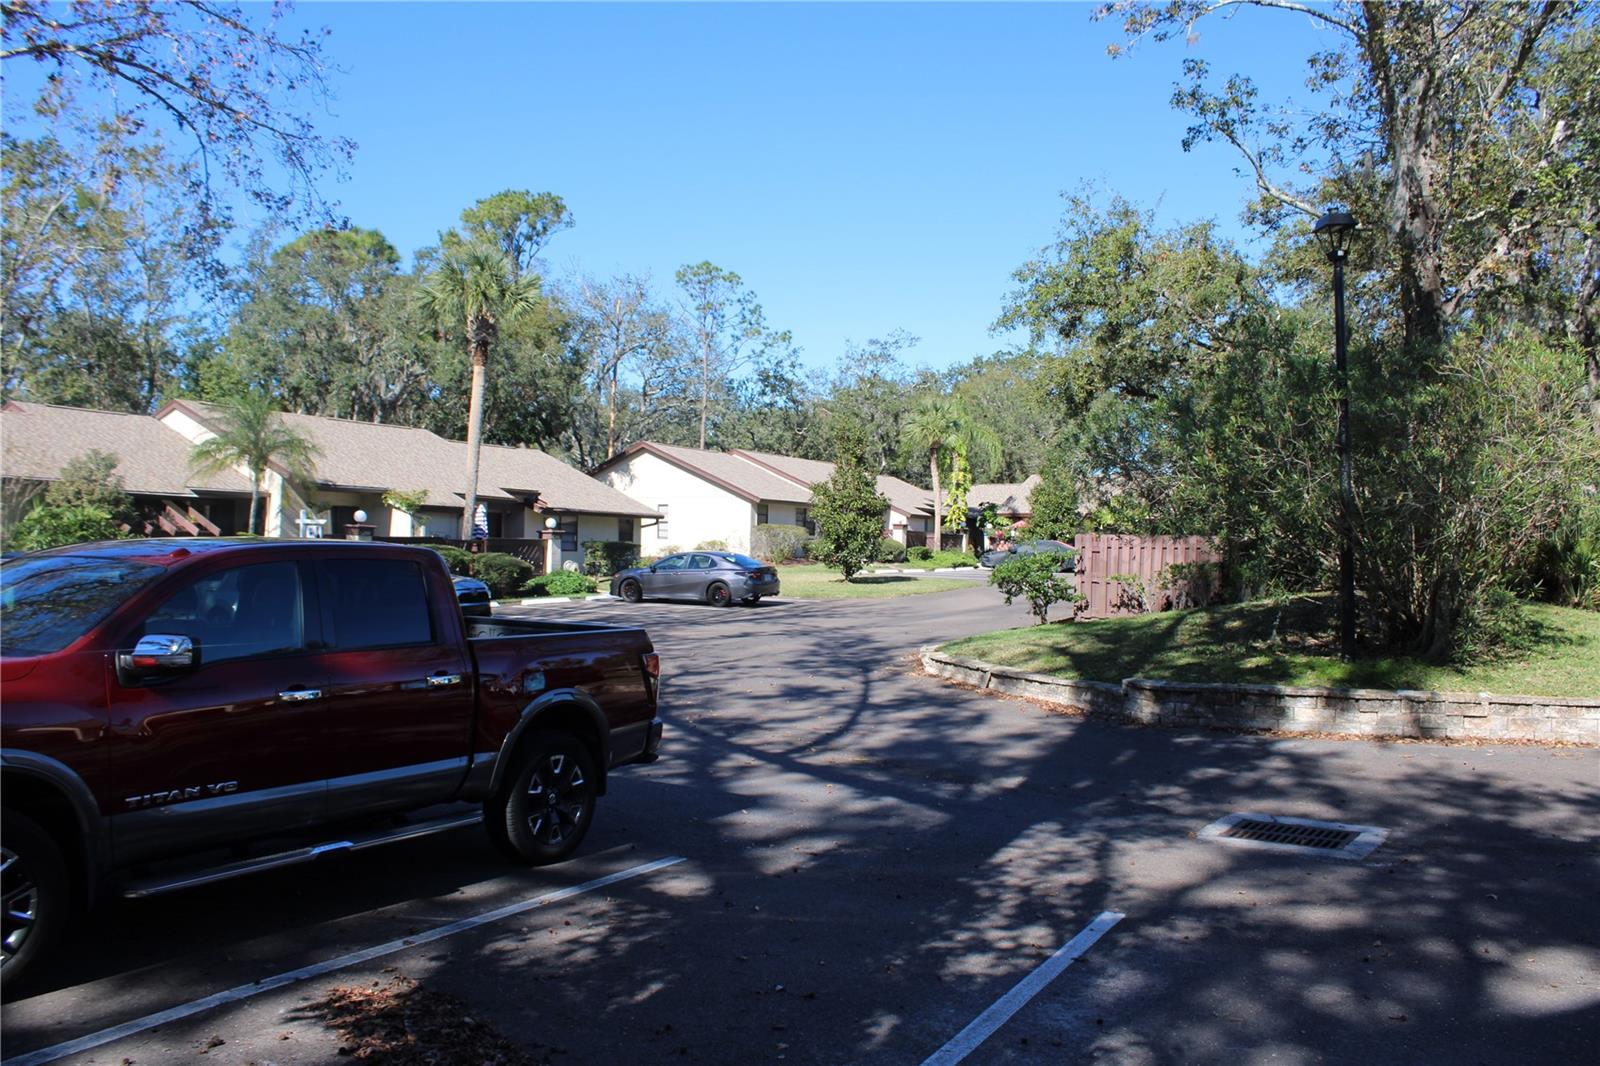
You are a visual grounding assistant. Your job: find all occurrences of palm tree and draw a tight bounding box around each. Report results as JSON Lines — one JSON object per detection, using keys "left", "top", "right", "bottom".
{"left": 900, "top": 396, "right": 1001, "bottom": 549}
{"left": 417, "top": 241, "right": 543, "bottom": 538}
{"left": 189, "top": 391, "right": 321, "bottom": 535}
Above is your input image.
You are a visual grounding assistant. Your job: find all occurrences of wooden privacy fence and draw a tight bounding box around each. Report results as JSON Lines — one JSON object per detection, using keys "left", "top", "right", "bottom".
{"left": 1072, "top": 534, "right": 1220, "bottom": 619}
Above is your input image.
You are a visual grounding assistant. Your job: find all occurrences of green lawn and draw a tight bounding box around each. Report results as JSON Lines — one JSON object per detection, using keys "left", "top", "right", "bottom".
{"left": 779, "top": 564, "right": 975, "bottom": 599}
{"left": 941, "top": 595, "right": 1600, "bottom": 698}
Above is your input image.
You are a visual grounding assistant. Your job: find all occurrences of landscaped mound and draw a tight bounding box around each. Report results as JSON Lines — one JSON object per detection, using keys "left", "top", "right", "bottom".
{"left": 942, "top": 595, "right": 1599, "bottom": 700}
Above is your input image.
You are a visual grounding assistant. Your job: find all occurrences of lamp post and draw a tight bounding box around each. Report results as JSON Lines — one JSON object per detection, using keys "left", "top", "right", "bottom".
{"left": 1313, "top": 209, "right": 1357, "bottom": 659}
{"left": 543, "top": 515, "right": 559, "bottom": 577}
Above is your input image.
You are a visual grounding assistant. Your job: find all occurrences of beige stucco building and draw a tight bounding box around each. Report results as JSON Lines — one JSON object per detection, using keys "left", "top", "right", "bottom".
{"left": 593, "top": 441, "right": 934, "bottom": 555}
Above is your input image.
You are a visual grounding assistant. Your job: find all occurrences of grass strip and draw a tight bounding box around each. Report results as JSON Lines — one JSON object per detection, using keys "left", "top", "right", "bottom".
{"left": 942, "top": 595, "right": 1600, "bottom": 699}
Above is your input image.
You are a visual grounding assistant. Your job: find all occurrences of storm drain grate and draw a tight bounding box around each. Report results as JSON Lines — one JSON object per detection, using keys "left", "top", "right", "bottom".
{"left": 1225, "top": 819, "right": 1357, "bottom": 849}
{"left": 1199, "top": 812, "right": 1388, "bottom": 861}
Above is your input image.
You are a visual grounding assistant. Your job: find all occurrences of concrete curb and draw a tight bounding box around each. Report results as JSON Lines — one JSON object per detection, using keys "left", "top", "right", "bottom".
{"left": 919, "top": 646, "right": 1600, "bottom": 745}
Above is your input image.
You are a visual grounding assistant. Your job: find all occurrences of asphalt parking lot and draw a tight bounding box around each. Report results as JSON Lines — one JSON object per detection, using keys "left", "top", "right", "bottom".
{"left": 3, "top": 585, "right": 1596, "bottom": 1065}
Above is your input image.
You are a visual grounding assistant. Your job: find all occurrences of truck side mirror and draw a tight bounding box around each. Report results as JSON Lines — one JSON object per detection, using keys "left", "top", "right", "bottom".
{"left": 117, "top": 634, "right": 198, "bottom": 684}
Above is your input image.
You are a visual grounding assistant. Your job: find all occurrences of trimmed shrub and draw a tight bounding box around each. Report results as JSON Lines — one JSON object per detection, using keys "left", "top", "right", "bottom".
{"left": 908, "top": 545, "right": 934, "bottom": 561}
{"left": 523, "top": 571, "right": 596, "bottom": 597}
{"left": 426, "top": 544, "right": 475, "bottom": 575}
{"left": 583, "top": 540, "right": 640, "bottom": 577}
{"left": 991, "top": 553, "right": 1084, "bottom": 625}
{"left": 472, "top": 552, "right": 534, "bottom": 597}
{"left": 7, "top": 504, "right": 124, "bottom": 551}
{"left": 695, "top": 538, "right": 728, "bottom": 550}
{"left": 753, "top": 523, "right": 808, "bottom": 562}
{"left": 919, "top": 549, "right": 978, "bottom": 569}
{"left": 876, "top": 537, "right": 907, "bottom": 563}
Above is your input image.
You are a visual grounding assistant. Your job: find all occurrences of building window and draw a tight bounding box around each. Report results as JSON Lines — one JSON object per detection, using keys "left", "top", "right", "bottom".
{"left": 658, "top": 504, "right": 669, "bottom": 539}
{"left": 757, "top": 503, "right": 769, "bottom": 525}
{"left": 618, "top": 517, "right": 633, "bottom": 541}
{"left": 559, "top": 515, "right": 578, "bottom": 551}
{"left": 795, "top": 506, "right": 814, "bottom": 535}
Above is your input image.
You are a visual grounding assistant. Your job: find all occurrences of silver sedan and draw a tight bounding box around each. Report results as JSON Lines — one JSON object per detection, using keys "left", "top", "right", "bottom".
{"left": 610, "top": 551, "right": 780, "bottom": 607}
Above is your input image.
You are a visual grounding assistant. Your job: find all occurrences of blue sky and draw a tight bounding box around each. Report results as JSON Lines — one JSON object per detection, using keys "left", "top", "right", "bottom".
{"left": 20, "top": 2, "right": 1337, "bottom": 373}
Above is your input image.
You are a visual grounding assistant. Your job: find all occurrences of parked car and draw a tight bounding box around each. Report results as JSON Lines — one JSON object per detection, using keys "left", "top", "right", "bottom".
{"left": 0, "top": 539, "right": 663, "bottom": 990}
{"left": 611, "top": 551, "right": 780, "bottom": 606}
{"left": 453, "top": 574, "right": 493, "bottom": 616}
{"left": 980, "top": 539, "right": 1077, "bottom": 571}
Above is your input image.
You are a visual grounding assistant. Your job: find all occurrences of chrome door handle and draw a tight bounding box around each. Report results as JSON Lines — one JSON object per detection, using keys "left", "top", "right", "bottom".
{"left": 278, "top": 688, "right": 322, "bottom": 702}
{"left": 426, "top": 673, "right": 463, "bottom": 688}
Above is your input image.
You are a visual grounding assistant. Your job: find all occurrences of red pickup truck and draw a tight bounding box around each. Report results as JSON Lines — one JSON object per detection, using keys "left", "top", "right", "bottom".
{"left": 0, "top": 538, "right": 663, "bottom": 990}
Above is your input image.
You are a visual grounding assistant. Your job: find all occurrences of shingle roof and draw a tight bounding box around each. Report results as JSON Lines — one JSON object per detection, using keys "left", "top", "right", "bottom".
{"left": 166, "top": 401, "right": 655, "bottom": 517}
{"left": 598, "top": 442, "right": 813, "bottom": 504}
{"left": 969, "top": 475, "right": 1041, "bottom": 516}
{"left": 477, "top": 443, "right": 660, "bottom": 517}
{"left": 734, "top": 449, "right": 933, "bottom": 516}
{"left": 1, "top": 401, "right": 252, "bottom": 496}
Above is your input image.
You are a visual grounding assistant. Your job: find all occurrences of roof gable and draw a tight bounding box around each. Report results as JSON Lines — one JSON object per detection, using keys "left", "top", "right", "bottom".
{"left": 733, "top": 449, "right": 932, "bottom": 516}
{"left": 2, "top": 401, "right": 252, "bottom": 496}
{"left": 597, "top": 442, "right": 812, "bottom": 504}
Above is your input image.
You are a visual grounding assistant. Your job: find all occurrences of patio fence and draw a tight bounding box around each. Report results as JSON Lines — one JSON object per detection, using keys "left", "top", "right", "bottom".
{"left": 379, "top": 535, "right": 547, "bottom": 574}
{"left": 906, "top": 531, "right": 966, "bottom": 551}
{"left": 1072, "top": 533, "right": 1220, "bottom": 619}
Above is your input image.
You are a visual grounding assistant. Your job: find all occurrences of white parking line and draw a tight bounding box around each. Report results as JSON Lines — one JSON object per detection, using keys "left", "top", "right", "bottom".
{"left": 920, "top": 910, "right": 1125, "bottom": 1066}
{"left": 2, "top": 856, "right": 686, "bottom": 1066}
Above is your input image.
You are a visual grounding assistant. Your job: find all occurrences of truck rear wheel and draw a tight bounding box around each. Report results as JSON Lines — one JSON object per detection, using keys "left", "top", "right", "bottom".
{"left": 486, "top": 731, "right": 598, "bottom": 865}
{"left": 1, "top": 812, "right": 68, "bottom": 994}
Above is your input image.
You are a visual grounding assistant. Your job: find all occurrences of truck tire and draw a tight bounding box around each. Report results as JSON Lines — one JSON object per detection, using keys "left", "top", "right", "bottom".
{"left": 486, "top": 731, "right": 597, "bottom": 865}
{"left": 1, "top": 811, "right": 69, "bottom": 994}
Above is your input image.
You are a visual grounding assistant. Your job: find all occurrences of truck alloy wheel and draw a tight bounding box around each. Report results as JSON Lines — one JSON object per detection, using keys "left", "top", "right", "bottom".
{"left": 489, "top": 731, "right": 597, "bottom": 865}
{"left": 1, "top": 812, "right": 68, "bottom": 992}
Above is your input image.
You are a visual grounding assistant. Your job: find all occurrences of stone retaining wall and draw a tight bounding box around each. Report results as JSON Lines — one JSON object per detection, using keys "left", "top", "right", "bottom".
{"left": 921, "top": 647, "right": 1600, "bottom": 744}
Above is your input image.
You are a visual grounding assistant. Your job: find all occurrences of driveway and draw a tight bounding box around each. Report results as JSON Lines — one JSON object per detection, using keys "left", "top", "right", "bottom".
{"left": 3, "top": 586, "right": 1595, "bottom": 1065}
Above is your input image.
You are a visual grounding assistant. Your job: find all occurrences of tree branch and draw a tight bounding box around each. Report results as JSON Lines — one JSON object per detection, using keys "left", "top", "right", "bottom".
{"left": 1485, "top": 0, "right": 1561, "bottom": 116}
{"left": 1204, "top": 0, "right": 1360, "bottom": 36}
{"left": 1220, "top": 127, "right": 1320, "bottom": 216}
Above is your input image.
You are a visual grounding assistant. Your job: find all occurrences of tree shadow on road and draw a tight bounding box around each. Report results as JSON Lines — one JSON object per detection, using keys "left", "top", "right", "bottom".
{"left": 6, "top": 588, "right": 1597, "bottom": 1065}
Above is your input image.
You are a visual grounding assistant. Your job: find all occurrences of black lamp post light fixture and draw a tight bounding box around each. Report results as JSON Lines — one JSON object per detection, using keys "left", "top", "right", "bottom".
{"left": 1312, "top": 208, "right": 1358, "bottom": 659}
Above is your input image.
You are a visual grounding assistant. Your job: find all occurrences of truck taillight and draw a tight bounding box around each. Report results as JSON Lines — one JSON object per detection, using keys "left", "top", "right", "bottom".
{"left": 642, "top": 652, "right": 660, "bottom": 678}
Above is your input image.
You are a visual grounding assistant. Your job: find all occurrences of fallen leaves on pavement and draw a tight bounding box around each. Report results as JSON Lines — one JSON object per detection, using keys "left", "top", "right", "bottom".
{"left": 298, "top": 974, "right": 553, "bottom": 1065}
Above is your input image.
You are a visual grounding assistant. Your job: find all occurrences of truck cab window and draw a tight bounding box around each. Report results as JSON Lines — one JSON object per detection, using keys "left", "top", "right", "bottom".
{"left": 316, "top": 559, "right": 434, "bottom": 650}
{"left": 139, "top": 562, "right": 304, "bottom": 665}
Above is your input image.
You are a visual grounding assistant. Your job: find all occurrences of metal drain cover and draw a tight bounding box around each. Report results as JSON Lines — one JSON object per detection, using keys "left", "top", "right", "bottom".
{"left": 1199, "top": 812, "right": 1388, "bottom": 860}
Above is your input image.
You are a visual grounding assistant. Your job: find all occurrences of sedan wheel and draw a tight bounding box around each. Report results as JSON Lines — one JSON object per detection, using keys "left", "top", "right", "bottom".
{"left": 620, "top": 578, "right": 643, "bottom": 603}
{"left": 707, "top": 581, "right": 732, "bottom": 607}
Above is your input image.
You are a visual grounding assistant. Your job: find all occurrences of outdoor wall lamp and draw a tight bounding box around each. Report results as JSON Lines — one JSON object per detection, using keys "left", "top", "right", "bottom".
{"left": 1313, "top": 208, "right": 1358, "bottom": 659}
